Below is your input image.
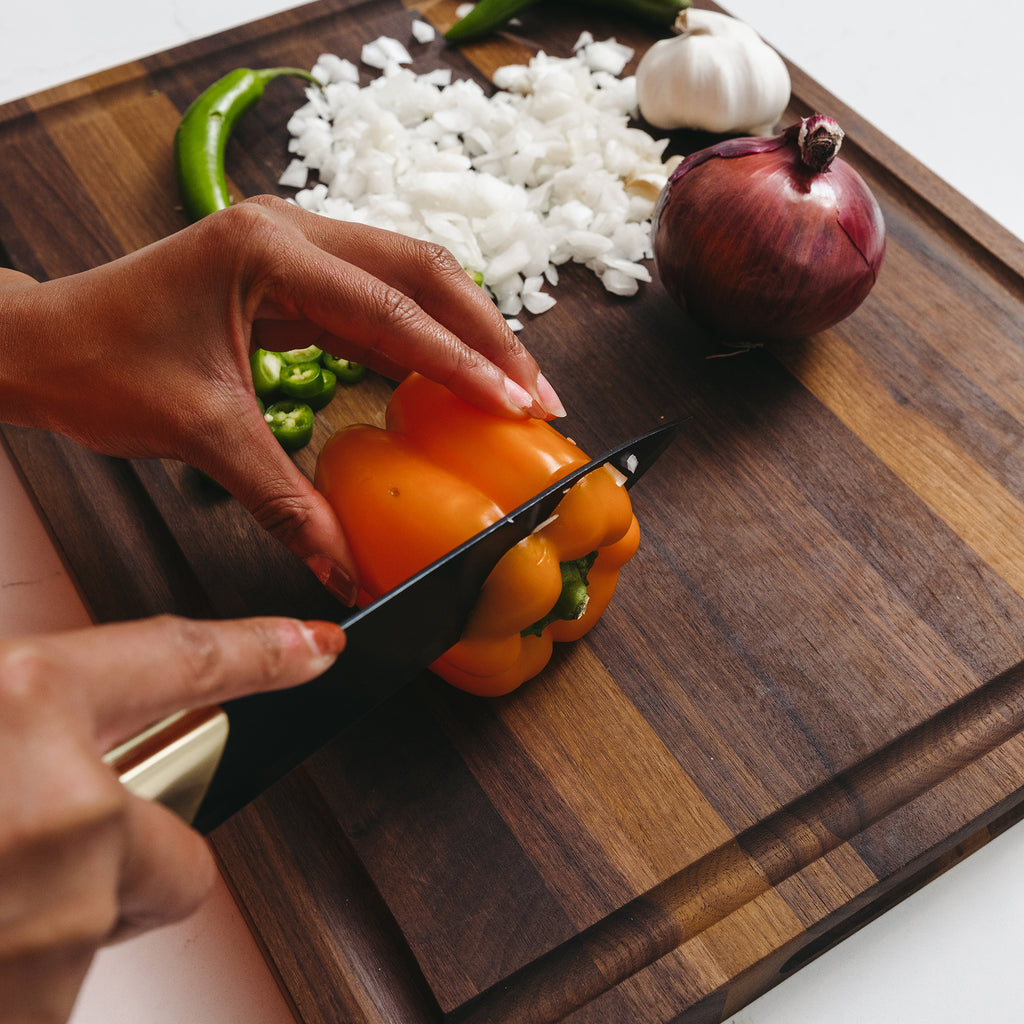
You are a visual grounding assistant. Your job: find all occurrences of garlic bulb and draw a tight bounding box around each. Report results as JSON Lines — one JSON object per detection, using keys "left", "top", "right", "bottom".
{"left": 635, "top": 9, "right": 791, "bottom": 136}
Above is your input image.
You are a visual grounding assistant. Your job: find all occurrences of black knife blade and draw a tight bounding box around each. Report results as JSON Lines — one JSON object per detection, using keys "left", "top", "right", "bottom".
{"left": 190, "top": 418, "right": 680, "bottom": 832}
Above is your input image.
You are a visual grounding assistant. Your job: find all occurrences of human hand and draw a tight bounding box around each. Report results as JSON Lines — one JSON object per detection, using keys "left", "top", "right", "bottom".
{"left": 0, "top": 197, "right": 565, "bottom": 603}
{"left": 0, "top": 613, "right": 345, "bottom": 1024}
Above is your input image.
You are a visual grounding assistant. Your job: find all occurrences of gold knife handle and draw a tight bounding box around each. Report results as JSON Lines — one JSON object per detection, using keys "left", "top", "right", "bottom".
{"left": 105, "top": 706, "right": 229, "bottom": 825}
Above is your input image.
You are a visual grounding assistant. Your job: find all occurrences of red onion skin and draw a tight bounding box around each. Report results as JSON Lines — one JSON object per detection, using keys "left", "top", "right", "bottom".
{"left": 652, "top": 120, "right": 886, "bottom": 345}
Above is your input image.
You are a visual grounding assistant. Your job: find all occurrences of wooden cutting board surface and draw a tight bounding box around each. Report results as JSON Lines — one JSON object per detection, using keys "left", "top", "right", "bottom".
{"left": 4, "top": 1, "right": 1024, "bottom": 1021}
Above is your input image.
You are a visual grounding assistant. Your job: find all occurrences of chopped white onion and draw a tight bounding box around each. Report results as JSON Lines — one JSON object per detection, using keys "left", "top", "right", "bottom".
{"left": 283, "top": 31, "right": 672, "bottom": 324}
{"left": 411, "top": 19, "right": 436, "bottom": 44}
{"left": 278, "top": 158, "right": 308, "bottom": 189}
{"left": 360, "top": 35, "right": 412, "bottom": 70}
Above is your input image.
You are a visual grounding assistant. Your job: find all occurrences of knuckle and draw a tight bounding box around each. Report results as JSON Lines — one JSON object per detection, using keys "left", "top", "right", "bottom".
{"left": 375, "top": 284, "right": 423, "bottom": 334}
{"left": 411, "top": 237, "right": 462, "bottom": 277}
{"left": 158, "top": 615, "right": 229, "bottom": 701}
{"left": 247, "top": 491, "right": 313, "bottom": 551}
{"left": 240, "top": 619, "right": 289, "bottom": 689}
{"left": 445, "top": 341, "right": 485, "bottom": 382}
{"left": 157, "top": 615, "right": 286, "bottom": 700}
{"left": 196, "top": 199, "right": 290, "bottom": 273}
{"left": 0, "top": 640, "right": 59, "bottom": 715}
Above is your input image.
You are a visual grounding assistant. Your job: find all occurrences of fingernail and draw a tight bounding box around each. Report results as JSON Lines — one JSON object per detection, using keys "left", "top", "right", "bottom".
{"left": 536, "top": 373, "right": 567, "bottom": 418}
{"left": 299, "top": 620, "right": 347, "bottom": 659}
{"left": 306, "top": 555, "right": 359, "bottom": 606}
{"left": 504, "top": 375, "right": 535, "bottom": 413}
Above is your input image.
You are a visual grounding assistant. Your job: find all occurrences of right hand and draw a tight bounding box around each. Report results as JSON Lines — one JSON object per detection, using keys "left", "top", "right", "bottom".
{"left": 0, "top": 612, "right": 345, "bottom": 1024}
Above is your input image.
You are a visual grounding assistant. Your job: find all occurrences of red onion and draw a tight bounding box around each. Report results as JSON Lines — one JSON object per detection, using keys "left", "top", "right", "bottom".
{"left": 651, "top": 114, "right": 886, "bottom": 345}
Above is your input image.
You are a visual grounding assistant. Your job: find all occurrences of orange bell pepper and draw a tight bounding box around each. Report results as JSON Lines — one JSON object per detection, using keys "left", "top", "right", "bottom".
{"left": 314, "top": 372, "right": 640, "bottom": 696}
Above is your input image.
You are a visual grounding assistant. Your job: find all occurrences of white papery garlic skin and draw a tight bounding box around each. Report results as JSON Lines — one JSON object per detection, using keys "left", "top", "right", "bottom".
{"left": 635, "top": 9, "right": 791, "bottom": 136}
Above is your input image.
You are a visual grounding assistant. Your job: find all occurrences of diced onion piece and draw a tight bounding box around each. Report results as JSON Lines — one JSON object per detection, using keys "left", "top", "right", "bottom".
{"left": 278, "top": 159, "right": 308, "bottom": 189}
{"left": 283, "top": 34, "right": 673, "bottom": 321}
{"left": 361, "top": 36, "right": 412, "bottom": 69}
{"left": 411, "top": 19, "right": 436, "bottom": 44}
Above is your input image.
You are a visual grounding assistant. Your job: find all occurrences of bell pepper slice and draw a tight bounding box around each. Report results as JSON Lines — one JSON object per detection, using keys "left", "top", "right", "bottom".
{"left": 314, "top": 372, "right": 640, "bottom": 696}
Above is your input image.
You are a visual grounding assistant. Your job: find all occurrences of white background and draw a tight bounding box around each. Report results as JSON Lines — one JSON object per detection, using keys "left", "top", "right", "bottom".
{"left": 1, "top": 2, "right": 1023, "bottom": 1022}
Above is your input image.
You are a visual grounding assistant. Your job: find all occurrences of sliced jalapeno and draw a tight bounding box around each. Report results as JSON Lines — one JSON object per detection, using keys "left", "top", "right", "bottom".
{"left": 321, "top": 353, "right": 366, "bottom": 384}
{"left": 281, "top": 345, "right": 323, "bottom": 364}
{"left": 279, "top": 361, "right": 326, "bottom": 400}
{"left": 250, "top": 348, "right": 284, "bottom": 397}
{"left": 264, "top": 400, "right": 314, "bottom": 450}
{"left": 307, "top": 367, "right": 337, "bottom": 410}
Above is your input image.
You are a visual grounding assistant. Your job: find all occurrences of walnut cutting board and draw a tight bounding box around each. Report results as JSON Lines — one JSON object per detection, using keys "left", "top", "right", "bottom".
{"left": 4, "top": 0, "right": 1024, "bottom": 1021}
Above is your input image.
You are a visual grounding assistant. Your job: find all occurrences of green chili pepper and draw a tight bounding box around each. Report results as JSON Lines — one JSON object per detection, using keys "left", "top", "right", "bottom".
{"left": 174, "top": 66, "right": 321, "bottom": 222}
{"left": 320, "top": 353, "right": 367, "bottom": 385}
{"left": 264, "top": 399, "right": 315, "bottom": 450}
{"left": 250, "top": 348, "right": 284, "bottom": 397}
{"left": 280, "top": 361, "right": 326, "bottom": 401}
{"left": 307, "top": 368, "right": 337, "bottom": 410}
{"left": 445, "top": 0, "right": 691, "bottom": 43}
{"left": 281, "top": 345, "right": 324, "bottom": 364}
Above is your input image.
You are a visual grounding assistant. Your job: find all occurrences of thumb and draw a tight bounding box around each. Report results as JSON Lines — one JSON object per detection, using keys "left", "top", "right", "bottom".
{"left": 202, "top": 413, "right": 360, "bottom": 605}
{"left": 112, "top": 793, "right": 218, "bottom": 941}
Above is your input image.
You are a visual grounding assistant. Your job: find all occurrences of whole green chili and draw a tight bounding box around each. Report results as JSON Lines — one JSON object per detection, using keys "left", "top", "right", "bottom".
{"left": 445, "top": 0, "right": 692, "bottom": 43}
{"left": 173, "top": 66, "right": 320, "bottom": 222}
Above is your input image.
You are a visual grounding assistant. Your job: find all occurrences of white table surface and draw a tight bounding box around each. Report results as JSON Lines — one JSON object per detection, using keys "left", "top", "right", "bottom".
{"left": 2, "top": 2, "right": 1023, "bottom": 1022}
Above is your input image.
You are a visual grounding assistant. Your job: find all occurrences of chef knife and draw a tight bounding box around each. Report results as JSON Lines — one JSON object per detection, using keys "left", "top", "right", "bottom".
{"left": 118, "top": 419, "right": 680, "bottom": 832}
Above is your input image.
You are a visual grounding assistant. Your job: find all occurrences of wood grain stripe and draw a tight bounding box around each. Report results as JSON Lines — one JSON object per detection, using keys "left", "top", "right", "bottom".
{"left": 449, "top": 656, "right": 1024, "bottom": 1024}
{"left": 31, "top": 69, "right": 186, "bottom": 253}
{"left": 778, "top": 326, "right": 1024, "bottom": 599}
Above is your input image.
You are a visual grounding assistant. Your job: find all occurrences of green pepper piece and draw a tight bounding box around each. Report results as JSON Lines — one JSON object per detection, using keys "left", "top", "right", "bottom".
{"left": 280, "top": 360, "right": 326, "bottom": 400}
{"left": 250, "top": 348, "right": 284, "bottom": 397}
{"left": 307, "top": 368, "right": 337, "bottom": 411}
{"left": 321, "top": 353, "right": 367, "bottom": 384}
{"left": 280, "top": 345, "right": 324, "bottom": 364}
{"left": 173, "top": 66, "right": 321, "bottom": 222}
{"left": 445, "top": 0, "right": 538, "bottom": 41}
{"left": 521, "top": 551, "right": 598, "bottom": 637}
{"left": 264, "top": 399, "right": 314, "bottom": 451}
{"left": 445, "top": 0, "right": 691, "bottom": 42}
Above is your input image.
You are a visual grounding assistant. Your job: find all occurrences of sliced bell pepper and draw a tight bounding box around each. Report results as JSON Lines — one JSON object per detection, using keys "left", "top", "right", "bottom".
{"left": 314, "top": 372, "right": 640, "bottom": 697}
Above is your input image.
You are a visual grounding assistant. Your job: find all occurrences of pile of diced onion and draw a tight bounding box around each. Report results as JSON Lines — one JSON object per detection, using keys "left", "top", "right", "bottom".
{"left": 279, "top": 22, "right": 674, "bottom": 328}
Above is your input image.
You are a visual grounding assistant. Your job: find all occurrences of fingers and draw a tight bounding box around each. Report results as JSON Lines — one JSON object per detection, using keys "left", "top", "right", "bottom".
{"left": 0, "top": 733, "right": 217, "bottom": 1021}
{"left": 0, "top": 742, "right": 124, "bottom": 1023}
{"left": 20, "top": 614, "right": 345, "bottom": 753}
{"left": 199, "top": 412, "right": 361, "bottom": 602}
{"left": 240, "top": 198, "right": 566, "bottom": 419}
{"left": 113, "top": 793, "right": 218, "bottom": 940}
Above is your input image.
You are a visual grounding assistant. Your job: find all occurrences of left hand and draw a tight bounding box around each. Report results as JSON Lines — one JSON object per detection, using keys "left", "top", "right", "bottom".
{"left": 0, "top": 196, "right": 564, "bottom": 602}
